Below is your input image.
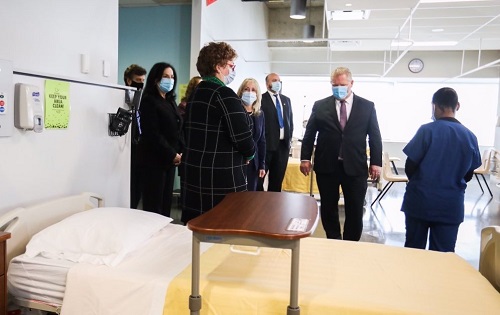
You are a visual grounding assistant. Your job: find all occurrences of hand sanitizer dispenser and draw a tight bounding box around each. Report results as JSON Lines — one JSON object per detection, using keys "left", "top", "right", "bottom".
{"left": 15, "top": 83, "right": 44, "bottom": 132}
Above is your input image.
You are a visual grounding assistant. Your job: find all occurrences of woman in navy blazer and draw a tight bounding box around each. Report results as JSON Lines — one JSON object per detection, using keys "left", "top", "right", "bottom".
{"left": 237, "top": 78, "right": 266, "bottom": 191}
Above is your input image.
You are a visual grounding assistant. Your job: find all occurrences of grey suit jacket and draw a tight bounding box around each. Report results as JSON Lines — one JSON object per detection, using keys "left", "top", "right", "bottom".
{"left": 300, "top": 94, "right": 382, "bottom": 176}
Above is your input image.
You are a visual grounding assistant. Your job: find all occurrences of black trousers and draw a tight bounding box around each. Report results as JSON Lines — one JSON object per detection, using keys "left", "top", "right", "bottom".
{"left": 258, "top": 140, "right": 290, "bottom": 192}
{"left": 316, "top": 161, "right": 367, "bottom": 241}
{"left": 141, "top": 166, "right": 176, "bottom": 217}
{"left": 130, "top": 144, "right": 142, "bottom": 209}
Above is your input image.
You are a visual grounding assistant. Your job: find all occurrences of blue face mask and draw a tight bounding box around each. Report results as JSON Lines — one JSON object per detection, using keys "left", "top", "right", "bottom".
{"left": 332, "top": 86, "right": 348, "bottom": 100}
{"left": 224, "top": 69, "right": 236, "bottom": 85}
{"left": 158, "top": 78, "right": 174, "bottom": 93}
{"left": 271, "top": 81, "right": 281, "bottom": 93}
{"left": 241, "top": 91, "right": 257, "bottom": 105}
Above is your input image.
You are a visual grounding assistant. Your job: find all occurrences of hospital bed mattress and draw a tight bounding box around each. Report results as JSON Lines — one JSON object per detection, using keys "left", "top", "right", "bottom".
{"left": 8, "top": 255, "right": 75, "bottom": 305}
{"left": 7, "top": 223, "right": 213, "bottom": 314}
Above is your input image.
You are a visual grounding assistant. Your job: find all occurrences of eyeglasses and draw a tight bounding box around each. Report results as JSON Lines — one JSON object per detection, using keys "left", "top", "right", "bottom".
{"left": 227, "top": 63, "right": 236, "bottom": 71}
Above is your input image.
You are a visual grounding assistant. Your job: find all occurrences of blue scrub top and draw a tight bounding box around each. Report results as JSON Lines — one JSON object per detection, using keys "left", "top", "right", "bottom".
{"left": 401, "top": 118, "right": 481, "bottom": 224}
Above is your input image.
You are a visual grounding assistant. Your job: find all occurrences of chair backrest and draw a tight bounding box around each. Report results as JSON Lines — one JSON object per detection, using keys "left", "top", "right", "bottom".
{"left": 382, "top": 152, "right": 393, "bottom": 181}
{"left": 479, "top": 226, "right": 500, "bottom": 292}
{"left": 478, "top": 149, "right": 493, "bottom": 173}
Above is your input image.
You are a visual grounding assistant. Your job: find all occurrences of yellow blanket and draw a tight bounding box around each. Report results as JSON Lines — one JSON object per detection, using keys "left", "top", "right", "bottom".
{"left": 165, "top": 237, "right": 500, "bottom": 314}
{"left": 282, "top": 158, "right": 319, "bottom": 194}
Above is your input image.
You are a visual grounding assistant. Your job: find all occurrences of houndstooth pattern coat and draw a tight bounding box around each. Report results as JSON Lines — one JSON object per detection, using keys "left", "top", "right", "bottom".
{"left": 181, "top": 80, "right": 255, "bottom": 223}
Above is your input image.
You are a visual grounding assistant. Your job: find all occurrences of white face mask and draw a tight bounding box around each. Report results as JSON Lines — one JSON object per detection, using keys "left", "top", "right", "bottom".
{"left": 224, "top": 68, "right": 236, "bottom": 85}
{"left": 271, "top": 81, "right": 281, "bottom": 93}
{"left": 241, "top": 91, "right": 257, "bottom": 105}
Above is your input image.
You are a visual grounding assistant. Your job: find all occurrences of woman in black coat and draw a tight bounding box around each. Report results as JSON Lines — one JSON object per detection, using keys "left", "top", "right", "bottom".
{"left": 181, "top": 42, "right": 255, "bottom": 223}
{"left": 137, "top": 62, "right": 183, "bottom": 217}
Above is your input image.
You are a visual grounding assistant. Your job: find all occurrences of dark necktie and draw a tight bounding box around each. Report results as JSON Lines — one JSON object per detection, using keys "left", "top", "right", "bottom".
{"left": 274, "top": 94, "right": 284, "bottom": 128}
{"left": 339, "top": 100, "right": 347, "bottom": 159}
{"left": 339, "top": 100, "right": 347, "bottom": 130}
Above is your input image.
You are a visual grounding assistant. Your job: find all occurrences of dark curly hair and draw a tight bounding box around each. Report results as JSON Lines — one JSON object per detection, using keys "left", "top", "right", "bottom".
{"left": 123, "top": 64, "right": 146, "bottom": 85}
{"left": 196, "top": 42, "right": 238, "bottom": 77}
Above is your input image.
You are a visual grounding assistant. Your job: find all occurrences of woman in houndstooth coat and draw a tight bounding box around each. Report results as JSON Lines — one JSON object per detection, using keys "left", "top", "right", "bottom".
{"left": 181, "top": 42, "right": 255, "bottom": 224}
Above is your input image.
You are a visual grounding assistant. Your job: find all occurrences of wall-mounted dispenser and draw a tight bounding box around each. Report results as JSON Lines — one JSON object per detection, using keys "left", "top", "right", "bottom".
{"left": 15, "top": 83, "right": 44, "bottom": 133}
{"left": 108, "top": 107, "right": 132, "bottom": 137}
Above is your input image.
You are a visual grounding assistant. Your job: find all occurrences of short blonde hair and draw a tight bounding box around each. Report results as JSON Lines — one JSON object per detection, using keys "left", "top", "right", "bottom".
{"left": 331, "top": 67, "right": 352, "bottom": 81}
{"left": 237, "top": 78, "right": 262, "bottom": 116}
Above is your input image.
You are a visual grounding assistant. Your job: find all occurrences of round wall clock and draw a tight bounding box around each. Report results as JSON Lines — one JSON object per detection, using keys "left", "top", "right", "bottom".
{"left": 408, "top": 58, "right": 424, "bottom": 73}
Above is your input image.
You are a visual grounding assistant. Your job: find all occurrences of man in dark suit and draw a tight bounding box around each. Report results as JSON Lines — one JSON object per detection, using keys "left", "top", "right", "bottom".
{"left": 300, "top": 67, "right": 382, "bottom": 241}
{"left": 124, "top": 64, "right": 147, "bottom": 209}
{"left": 258, "top": 73, "right": 294, "bottom": 192}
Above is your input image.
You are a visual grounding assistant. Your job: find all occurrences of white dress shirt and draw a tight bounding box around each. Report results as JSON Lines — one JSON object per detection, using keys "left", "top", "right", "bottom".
{"left": 335, "top": 93, "right": 354, "bottom": 124}
{"left": 268, "top": 90, "right": 285, "bottom": 139}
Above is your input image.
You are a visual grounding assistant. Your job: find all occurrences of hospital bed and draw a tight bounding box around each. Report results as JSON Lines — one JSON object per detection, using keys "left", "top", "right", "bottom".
{"left": 1, "top": 192, "right": 500, "bottom": 315}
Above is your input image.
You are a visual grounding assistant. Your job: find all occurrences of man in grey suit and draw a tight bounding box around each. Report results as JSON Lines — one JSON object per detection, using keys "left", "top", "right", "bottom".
{"left": 258, "top": 73, "right": 294, "bottom": 192}
{"left": 300, "top": 67, "right": 382, "bottom": 241}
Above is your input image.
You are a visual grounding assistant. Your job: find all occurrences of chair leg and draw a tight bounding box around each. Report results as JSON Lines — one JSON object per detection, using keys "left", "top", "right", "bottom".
{"left": 379, "top": 182, "right": 395, "bottom": 202}
{"left": 480, "top": 174, "right": 493, "bottom": 197}
{"left": 371, "top": 182, "right": 389, "bottom": 207}
{"left": 391, "top": 161, "right": 399, "bottom": 175}
{"left": 475, "top": 174, "right": 484, "bottom": 194}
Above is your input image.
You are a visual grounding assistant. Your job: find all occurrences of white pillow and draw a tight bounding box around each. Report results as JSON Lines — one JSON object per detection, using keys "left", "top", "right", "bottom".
{"left": 25, "top": 207, "right": 172, "bottom": 266}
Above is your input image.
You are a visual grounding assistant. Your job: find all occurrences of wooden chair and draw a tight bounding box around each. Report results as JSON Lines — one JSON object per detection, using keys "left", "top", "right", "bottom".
{"left": 479, "top": 226, "right": 500, "bottom": 292}
{"left": 474, "top": 149, "right": 494, "bottom": 197}
{"left": 371, "top": 152, "right": 408, "bottom": 207}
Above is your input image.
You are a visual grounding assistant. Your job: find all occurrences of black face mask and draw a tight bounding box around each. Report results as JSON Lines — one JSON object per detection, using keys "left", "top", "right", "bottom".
{"left": 130, "top": 81, "right": 144, "bottom": 90}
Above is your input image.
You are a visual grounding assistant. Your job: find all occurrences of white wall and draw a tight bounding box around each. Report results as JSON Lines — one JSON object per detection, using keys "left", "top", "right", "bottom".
{"left": 192, "top": 0, "right": 271, "bottom": 90}
{"left": 0, "top": 0, "right": 129, "bottom": 213}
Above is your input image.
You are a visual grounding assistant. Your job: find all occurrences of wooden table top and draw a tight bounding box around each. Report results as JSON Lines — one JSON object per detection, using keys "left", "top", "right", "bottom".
{"left": 187, "top": 191, "right": 318, "bottom": 240}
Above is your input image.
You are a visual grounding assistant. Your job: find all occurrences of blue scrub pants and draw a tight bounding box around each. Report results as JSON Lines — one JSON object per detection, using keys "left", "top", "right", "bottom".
{"left": 404, "top": 215, "right": 460, "bottom": 252}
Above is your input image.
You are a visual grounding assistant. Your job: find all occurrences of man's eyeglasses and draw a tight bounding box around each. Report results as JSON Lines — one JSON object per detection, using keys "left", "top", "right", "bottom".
{"left": 227, "top": 63, "right": 236, "bottom": 71}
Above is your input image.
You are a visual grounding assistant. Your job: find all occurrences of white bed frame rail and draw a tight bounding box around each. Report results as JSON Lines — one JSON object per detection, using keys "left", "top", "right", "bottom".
{"left": 0, "top": 192, "right": 103, "bottom": 314}
{"left": 0, "top": 192, "right": 103, "bottom": 264}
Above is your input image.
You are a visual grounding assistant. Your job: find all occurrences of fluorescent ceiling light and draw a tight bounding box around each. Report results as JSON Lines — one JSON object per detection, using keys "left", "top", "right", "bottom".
{"left": 391, "top": 41, "right": 458, "bottom": 47}
{"left": 327, "top": 10, "right": 371, "bottom": 21}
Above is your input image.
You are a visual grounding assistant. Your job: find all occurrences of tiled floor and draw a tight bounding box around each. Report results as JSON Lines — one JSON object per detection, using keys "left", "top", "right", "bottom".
{"left": 171, "top": 171, "right": 500, "bottom": 269}
{"left": 313, "top": 171, "right": 500, "bottom": 269}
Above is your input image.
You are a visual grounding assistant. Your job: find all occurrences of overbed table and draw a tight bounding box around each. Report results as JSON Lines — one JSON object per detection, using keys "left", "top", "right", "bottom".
{"left": 187, "top": 191, "right": 319, "bottom": 315}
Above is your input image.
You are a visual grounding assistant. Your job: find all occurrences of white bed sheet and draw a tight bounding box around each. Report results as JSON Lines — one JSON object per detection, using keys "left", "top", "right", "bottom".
{"left": 7, "top": 223, "right": 210, "bottom": 315}
{"left": 8, "top": 254, "right": 76, "bottom": 305}
{"left": 60, "top": 223, "right": 211, "bottom": 315}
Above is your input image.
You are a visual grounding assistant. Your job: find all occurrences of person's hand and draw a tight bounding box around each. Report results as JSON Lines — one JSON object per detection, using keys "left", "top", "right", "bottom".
{"left": 173, "top": 153, "right": 182, "bottom": 166}
{"left": 258, "top": 169, "right": 266, "bottom": 178}
{"left": 300, "top": 161, "right": 312, "bottom": 176}
{"left": 369, "top": 165, "right": 381, "bottom": 180}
